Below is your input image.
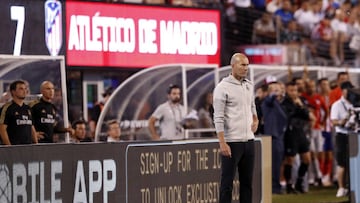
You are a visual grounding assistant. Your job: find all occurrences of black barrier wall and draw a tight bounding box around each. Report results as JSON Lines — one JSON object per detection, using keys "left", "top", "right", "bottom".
{"left": 0, "top": 139, "right": 264, "bottom": 203}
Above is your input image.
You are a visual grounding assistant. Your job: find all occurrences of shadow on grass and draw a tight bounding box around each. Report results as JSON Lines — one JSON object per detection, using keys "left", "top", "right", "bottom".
{"left": 272, "top": 186, "right": 350, "bottom": 203}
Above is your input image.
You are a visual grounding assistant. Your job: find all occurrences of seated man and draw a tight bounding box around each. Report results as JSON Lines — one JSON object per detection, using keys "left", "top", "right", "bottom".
{"left": 252, "top": 12, "right": 276, "bottom": 44}
{"left": 106, "top": 120, "right": 121, "bottom": 142}
{"left": 70, "top": 120, "right": 92, "bottom": 143}
{"left": 280, "top": 20, "right": 302, "bottom": 44}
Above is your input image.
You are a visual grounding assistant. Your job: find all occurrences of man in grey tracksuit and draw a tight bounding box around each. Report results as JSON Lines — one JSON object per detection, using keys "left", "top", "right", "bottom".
{"left": 213, "top": 53, "right": 259, "bottom": 203}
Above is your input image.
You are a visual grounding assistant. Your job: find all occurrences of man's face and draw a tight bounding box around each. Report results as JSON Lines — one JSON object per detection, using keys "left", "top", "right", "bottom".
{"left": 75, "top": 124, "right": 87, "bottom": 140}
{"left": 232, "top": 57, "right": 249, "bottom": 79}
{"left": 283, "top": 0, "right": 292, "bottom": 11}
{"left": 261, "top": 13, "right": 271, "bottom": 23}
{"left": 295, "top": 79, "right": 305, "bottom": 93}
{"left": 306, "top": 80, "right": 316, "bottom": 94}
{"left": 168, "top": 88, "right": 181, "bottom": 104}
{"left": 108, "top": 123, "right": 121, "bottom": 139}
{"left": 319, "top": 80, "right": 330, "bottom": 92}
{"left": 286, "top": 85, "right": 299, "bottom": 100}
{"left": 269, "top": 83, "right": 283, "bottom": 100}
{"left": 12, "top": 83, "right": 27, "bottom": 100}
{"left": 41, "top": 82, "right": 55, "bottom": 101}
{"left": 269, "top": 83, "right": 280, "bottom": 95}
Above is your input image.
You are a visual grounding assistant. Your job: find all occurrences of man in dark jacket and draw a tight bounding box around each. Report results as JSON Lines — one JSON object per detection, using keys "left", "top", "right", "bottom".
{"left": 261, "top": 81, "right": 287, "bottom": 194}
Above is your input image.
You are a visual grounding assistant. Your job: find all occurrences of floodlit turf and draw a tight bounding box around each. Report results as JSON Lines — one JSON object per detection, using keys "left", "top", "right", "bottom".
{"left": 272, "top": 186, "right": 349, "bottom": 203}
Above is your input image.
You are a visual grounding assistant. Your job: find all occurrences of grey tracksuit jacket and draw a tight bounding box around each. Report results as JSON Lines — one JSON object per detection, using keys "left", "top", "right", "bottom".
{"left": 213, "top": 75, "right": 257, "bottom": 142}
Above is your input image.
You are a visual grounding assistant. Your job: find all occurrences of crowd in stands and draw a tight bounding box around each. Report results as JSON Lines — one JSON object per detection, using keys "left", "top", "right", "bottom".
{"left": 228, "top": 0, "right": 360, "bottom": 67}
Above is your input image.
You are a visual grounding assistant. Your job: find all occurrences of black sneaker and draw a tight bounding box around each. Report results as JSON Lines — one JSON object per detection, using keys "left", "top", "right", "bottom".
{"left": 295, "top": 181, "right": 305, "bottom": 193}
{"left": 286, "top": 184, "right": 298, "bottom": 194}
{"left": 315, "top": 177, "right": 323, "bottom": 187}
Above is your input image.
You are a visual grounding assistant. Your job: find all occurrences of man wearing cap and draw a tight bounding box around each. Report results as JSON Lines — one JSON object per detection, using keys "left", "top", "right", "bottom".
{"left": 330, "top": 81, "right": 354, "bottom": 197}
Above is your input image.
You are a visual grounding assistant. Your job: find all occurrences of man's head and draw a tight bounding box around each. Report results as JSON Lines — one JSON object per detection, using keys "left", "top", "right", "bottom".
{"left": 9, "top": 80, "right": 27, "bottom": 100}
{"left": 337, "top": 72, "right": 349, "bottom": 85}
{"left": 300, "top": 0, "right": 309, "bottom": 10}
{"left": 282, "top": 0, "right": 292, "bottom": 11}
{"left": 269, "top": 81, "right": 285, "bottom": 101}
{"left": 255, "top": 84, "right": 268, "bottom": 100}
{"left": 230, "top": 53, "right": 249, "bottom": 80}
{"left": 305, "top": 80, "right": 316, "bottom": 95}
{"left": 261, "top": 12, "right": 272, "bottom": 23}
{"left": 285, "top": 81, "right": 299, "bottom": 100}
{"left": 292, "top": 77, "right": 305, "bottom": 93}
{"left": 268, "top": 82, "right": 281, "bottom": 94}
{"left": 102, "top": 86, "right": 113, "bottom": 102}
{"left": 167, "top": 84, "right": 181, "bottom": 104}
{"left": 72, "top": 120, "right": 87, "bottom": 141}
{"left": 107, "top": 119, "right": 121, "bottom": 140}
{"left": 288, "top": 20, "right": 298, "bottom": 31}
{"left": 40, "top": 81, "right": 55, "bottom": 102}
{"left": 335, "top": 9, "right": 345, "bottom": 20}
{"left": 318, "top": 78, "right": 330, "bottom": 93}
{"left": 321, "top": 18, "right": 331, "bottom": 27}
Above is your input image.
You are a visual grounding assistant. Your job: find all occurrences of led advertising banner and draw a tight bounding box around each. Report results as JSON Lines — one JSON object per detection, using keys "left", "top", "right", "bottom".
{"left": 0, "top": 0, "right": 65, "bottom": 56}
{"left": 66, "top": 2, "right": 221, "bottom": 68}
{"left": 237, "top": 45, "right": 287, "bottom": 65}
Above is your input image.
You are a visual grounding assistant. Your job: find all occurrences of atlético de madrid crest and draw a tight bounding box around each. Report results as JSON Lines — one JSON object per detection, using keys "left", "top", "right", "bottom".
{"left": 44, "top": 0, "right": 62, "bottom": 56}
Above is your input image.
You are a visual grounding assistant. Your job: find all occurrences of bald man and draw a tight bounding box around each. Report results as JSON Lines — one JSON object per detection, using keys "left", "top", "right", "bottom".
{"left": 213, "top": 53, "right": 258, "bottom": 203}
{"left": 29, "top": 81, "right": 73, "bottom": 143}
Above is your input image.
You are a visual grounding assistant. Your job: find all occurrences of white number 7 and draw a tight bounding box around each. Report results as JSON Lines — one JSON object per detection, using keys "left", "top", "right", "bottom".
{"left": 11, "top": 6, "right": 25, "bottom": 56}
